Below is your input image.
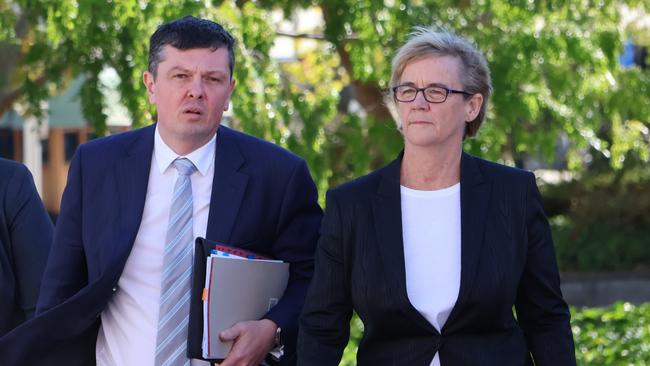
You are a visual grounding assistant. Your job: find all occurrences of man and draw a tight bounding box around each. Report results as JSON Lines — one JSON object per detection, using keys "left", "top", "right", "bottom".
{"left": 0, "top": 16, "right": 321, "bottom": 366}
{"left": 0, "top": 158, "right": 53, "bottom": 336}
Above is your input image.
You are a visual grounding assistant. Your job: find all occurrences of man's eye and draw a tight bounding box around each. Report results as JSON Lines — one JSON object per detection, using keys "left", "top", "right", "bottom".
{"left": 174, "top": 74, "right": 188, "bottom": 79}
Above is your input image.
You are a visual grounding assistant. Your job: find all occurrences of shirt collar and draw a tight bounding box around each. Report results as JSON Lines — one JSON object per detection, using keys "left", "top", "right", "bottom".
{"left": 154, "top": 125, "right": 216, "bottom": 176}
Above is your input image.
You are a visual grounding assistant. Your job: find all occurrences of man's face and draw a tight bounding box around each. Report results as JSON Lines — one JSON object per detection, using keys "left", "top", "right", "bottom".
{"left": 143, "top": 45, "right": 235, "bottom": 154}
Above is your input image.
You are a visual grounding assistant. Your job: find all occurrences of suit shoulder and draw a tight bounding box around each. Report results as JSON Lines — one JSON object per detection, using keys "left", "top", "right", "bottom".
{"left": 77, "top": 125, "right": 152, "bottom": 159}
{"left": 223, "top": 126, "right": 305, "bottom": 167}
{"left": 0, "top": 158, "right": 30, "bottom": 180}
{"left": 0, "top": 158, "right": 38, "bottom": 204}
{"left": 81, "top": 125, "right": 149, "bottom": 150}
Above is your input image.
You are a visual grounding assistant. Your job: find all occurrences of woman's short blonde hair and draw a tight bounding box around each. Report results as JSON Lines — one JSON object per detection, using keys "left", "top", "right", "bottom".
{"left": 388, "top": 27, "right": 492, "bottom": 138}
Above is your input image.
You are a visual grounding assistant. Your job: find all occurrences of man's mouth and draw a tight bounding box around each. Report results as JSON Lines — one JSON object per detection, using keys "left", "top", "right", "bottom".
{"left": 183, "top": 107, "right": 204, "bottom": 115}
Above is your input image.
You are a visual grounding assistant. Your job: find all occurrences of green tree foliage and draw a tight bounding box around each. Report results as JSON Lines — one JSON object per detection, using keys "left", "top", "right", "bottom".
{"left": 572, "top": 302, "right": 650, "bottom": 365}
{"left": 1, "top": 0, "right": 648, "bottom": 196}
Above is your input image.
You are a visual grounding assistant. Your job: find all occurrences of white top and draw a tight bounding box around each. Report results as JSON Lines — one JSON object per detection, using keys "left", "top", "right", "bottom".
{"left": 401, "top": 183, "right": 461, "bottom": 366}
{"left": 96, "top": 126, "right": 215, "bottom": 366}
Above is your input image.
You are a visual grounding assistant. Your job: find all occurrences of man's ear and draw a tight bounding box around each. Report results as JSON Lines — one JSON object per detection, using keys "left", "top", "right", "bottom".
{"left": 223, "top": 78, "right": 236, "bottom": 111}
{"left": 143, "top": 71, "right": 156, "bottom": 103}
{"left": 465, "top": 93, "right": 483, "bottom": 122}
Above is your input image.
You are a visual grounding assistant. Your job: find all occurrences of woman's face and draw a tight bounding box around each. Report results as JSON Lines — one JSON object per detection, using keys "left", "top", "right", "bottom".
{"left": 396, "top": 55, "right": 481, "bottom": 151}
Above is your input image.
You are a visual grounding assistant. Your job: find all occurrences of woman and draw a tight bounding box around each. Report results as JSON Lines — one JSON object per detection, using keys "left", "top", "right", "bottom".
{"left": 0, "top": 158, "right": 53, "bottom": 336}
{"left": 298, "top": 27, "right": 575, "bottom": 365}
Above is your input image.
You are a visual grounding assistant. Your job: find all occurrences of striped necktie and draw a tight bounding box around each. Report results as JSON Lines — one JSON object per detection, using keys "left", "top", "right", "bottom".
{"left": 155, "top": 157, "right": 196, "bottom": 366}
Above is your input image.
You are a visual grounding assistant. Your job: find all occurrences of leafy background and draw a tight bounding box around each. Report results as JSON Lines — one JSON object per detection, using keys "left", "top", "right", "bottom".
{"left": 1, "top": 0, "right": 649, "bottom": 363}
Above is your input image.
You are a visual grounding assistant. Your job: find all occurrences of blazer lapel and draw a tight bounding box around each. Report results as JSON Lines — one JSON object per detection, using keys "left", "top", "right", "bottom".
{"left": 372, "top": 153, "right": 436, "bottom": 335}
{"left": 111, "top": 125, "right": 155, "bottom": 271}
{"left": 445, "top": 153, "right": 491, "bottom": 328}
{"left": 205, "top": 126, "right": 249, "bottom": 243}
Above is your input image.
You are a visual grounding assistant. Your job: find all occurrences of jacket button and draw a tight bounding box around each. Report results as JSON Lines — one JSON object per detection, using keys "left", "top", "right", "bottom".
{"left": 112, "top": 287, "right": 117, "bottom": 292}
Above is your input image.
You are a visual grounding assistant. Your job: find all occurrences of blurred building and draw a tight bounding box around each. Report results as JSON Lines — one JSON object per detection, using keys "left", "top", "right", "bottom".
{"left": 0, "top": 72, "right": 130, "bottom": 214}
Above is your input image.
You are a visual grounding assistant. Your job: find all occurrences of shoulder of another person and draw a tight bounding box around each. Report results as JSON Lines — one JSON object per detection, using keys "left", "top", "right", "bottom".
{"left": 0, "top": 158, "right": 25, "bottom": 177}
{"left": 0, "top": 159, "right": 32, "bottom": 191}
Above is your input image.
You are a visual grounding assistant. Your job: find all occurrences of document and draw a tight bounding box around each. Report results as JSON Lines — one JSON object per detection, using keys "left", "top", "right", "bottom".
{"left": 201, "top": 253, "right": 289, "bottom": 359}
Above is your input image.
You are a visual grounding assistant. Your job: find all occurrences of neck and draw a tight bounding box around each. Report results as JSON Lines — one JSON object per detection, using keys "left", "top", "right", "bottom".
{"left": 159, "top": 130, "right": 217, "bottom": 156}
{"left": 400, "top": 144, "right": 462, "bottom": 190}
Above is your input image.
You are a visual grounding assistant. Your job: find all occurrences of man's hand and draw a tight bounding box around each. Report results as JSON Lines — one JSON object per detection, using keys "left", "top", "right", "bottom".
{"left": 217, "top": 319, "right": 277, "bottom": 366}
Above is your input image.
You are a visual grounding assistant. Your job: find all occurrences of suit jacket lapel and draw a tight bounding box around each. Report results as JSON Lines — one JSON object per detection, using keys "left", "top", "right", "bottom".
{"left": 205, "top": 126, "right": 249, "bottom": 243}
{"left": 111, "top": 125, "right": 155, "bottom": 271}
{"left": 372, "top": 153, "right": 436, "bottom": 334}
{"left": 445, "top": 153, "right": 491, "bottom": 328}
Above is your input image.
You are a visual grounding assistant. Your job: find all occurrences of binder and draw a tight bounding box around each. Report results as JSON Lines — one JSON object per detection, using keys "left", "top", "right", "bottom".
{"left": 188, "top": 237, "right": 289, "bottom": 361}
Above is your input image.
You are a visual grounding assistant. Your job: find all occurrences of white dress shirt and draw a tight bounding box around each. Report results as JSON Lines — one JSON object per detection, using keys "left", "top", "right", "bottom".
{"left": 96, "top": 126, "right": 214, "bottom": 366}
{"left": 401, "top": 183, "right": 461, "bottom": 366}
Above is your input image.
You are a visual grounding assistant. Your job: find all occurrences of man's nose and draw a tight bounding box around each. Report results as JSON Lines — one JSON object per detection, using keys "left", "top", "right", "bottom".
{"left": 187, "top": 78, "right": 205, "bottom": 99}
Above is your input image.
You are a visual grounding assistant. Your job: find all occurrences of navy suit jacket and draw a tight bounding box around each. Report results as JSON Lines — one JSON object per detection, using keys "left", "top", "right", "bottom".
{"left": 298, "top": 152, "right": 576, "bottom": 365}
{"left": 0, "top": 124, "right": 322, "bottom": 365}
{"left": 0, "top": 159, "right": 53, "bottom": 336}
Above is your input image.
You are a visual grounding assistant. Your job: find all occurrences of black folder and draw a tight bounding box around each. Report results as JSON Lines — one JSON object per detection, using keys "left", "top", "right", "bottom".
{"left": 188, "top": 237, "right": 215, "bottom": 361}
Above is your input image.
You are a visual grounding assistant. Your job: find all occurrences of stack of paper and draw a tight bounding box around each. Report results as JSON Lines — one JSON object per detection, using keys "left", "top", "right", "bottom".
{"left": 200, "top": 249, "right": 289, "bottom": 359}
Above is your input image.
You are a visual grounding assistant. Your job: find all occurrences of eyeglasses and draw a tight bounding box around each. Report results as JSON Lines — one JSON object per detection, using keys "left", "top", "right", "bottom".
{"left": 392, "top": 85, "right": 473, "bottom": 103}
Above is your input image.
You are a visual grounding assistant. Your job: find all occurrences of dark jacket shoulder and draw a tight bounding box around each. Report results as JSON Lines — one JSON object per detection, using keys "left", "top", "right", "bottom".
{"left": 74, "top": 124, "right": 153, "bottom": 161}
{"left": 222, "top": 126, "right": 305, "bottom": 164}
{"left": 327, "top": 152, "right": 536, "bottom": 202}
{"left": 0, "top": 158, "right": 30, "bottom": 182}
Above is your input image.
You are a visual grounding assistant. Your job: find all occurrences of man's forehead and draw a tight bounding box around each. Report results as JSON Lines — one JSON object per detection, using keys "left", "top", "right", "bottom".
{"left": 158, "top": 45, "right": 230, "bottom": 70}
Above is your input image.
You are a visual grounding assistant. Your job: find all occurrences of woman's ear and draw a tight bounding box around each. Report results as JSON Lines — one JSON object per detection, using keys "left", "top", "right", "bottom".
{"left": 465, "top": 93, "right": 483, "bottom": 122}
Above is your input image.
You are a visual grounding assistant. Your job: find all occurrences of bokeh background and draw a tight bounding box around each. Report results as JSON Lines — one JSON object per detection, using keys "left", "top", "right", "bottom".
{"left": 1, "top": 1, "right": 649, "bottom": 364}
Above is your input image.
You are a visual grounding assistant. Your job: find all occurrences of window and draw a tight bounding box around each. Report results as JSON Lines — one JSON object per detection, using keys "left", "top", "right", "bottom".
{"left": 64, "top": 131, "right": 79, "bottom": 161}
{"left": 0, "top": 129, "right": 14, "bottom": 159}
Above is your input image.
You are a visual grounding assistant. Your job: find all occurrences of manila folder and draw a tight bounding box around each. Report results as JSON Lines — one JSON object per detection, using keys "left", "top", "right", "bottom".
{"left": 204, "top": 256, "right": 289, "bottom": 359}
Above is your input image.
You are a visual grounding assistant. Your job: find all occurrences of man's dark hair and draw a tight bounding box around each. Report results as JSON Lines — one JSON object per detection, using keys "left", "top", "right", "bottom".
{"left": 148, "top": 16, "right": 235, "bottom": 78}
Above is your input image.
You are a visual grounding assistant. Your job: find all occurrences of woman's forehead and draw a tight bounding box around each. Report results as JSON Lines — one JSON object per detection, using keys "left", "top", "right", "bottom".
{"left": 400, "top": 55, "right": 463, "bottom": 87}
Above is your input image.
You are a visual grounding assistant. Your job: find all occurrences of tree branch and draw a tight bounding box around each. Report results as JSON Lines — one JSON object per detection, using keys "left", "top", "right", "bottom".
{"left": 0, "top": 74, "right": 49, "bottom": 118}
{"left": 275, "top": 31, "right": 358, "bottom": 41}
{"left": 319, "top": 4, "right": 393, "bottom": 122}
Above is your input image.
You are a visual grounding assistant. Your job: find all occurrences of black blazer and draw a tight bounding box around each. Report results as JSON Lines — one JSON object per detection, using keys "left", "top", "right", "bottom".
{"left": 0, "top": 159, "right": 53, "bottom": 336}
{"left": 298, "top": 152, "right": 575, "bottom": 366}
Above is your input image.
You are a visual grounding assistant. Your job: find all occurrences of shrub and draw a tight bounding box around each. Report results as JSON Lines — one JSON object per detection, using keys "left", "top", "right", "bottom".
{"left": 572, "top": 302, "right": 650, "bottom": 365}
{"left": 542, "top": 164, "right": 650, "bottom": 272}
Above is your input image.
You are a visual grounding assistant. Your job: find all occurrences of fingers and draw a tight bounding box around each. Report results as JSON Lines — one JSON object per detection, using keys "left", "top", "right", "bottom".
{"left": 219, "top": 323, "right": 243, "bottom": 342}
{"left": 217, "top": 320, "right": 277, "bottom": 366}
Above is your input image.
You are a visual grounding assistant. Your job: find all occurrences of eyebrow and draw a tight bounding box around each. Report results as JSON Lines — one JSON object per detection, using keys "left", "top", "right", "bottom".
{"left": 398, "top": 81, "right": 451, "bottom": 89}
{"left": 167, "top": 66, "right": 228, "bottom": 77}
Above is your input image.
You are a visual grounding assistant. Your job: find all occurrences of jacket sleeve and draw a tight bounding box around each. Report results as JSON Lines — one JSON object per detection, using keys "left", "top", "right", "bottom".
{"left": 5, "top": 163, "right": 54, "bottom": 320}
{"left": 297, "top": 190, "right": 353, "bottom": 366}
{"left": 262, "top": 159, "right": 323, "bottom": 360}
{"left": 36, "top": 148, "right": 89, "bottom": 313}
{"left": 515, "top": 172, "right": 576, "bottom": 366}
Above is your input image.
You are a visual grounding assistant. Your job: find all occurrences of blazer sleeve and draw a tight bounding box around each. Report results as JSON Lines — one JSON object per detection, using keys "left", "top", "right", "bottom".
{"left": 262, "top": 159, "right": 323, "bottom": 355}
{"left": 4, "top": 163, "right": 53, "bottom": 321}
{"left": 514, "top": 172, "right": 576, "bottom": 366}
{"left": 36, "top": 149, "right": 89, "bottom": 313}
{"left": 297, "top": 191, "right": 353, "bottom": 366}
